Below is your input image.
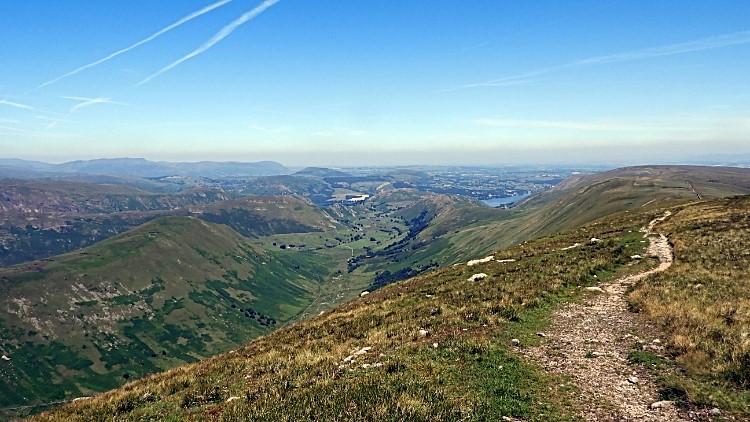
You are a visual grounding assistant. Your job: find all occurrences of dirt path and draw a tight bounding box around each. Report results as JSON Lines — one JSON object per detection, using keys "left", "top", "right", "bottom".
{"left": 519, "top": 211, "right": 686, "bottom": 421}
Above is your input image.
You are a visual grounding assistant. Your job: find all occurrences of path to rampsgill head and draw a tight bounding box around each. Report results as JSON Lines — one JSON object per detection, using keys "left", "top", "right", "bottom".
{"left": 517, "top": 211, "right": 687, "bottom": 421}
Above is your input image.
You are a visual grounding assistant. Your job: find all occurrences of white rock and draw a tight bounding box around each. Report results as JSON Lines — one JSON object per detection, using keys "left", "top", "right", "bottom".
{"left": 511, "top": 338, "right": 521, "bottom": 346}
{"left": 432, "top": 342, "right": 439, "bottom": 348}
{"left": 627, "top": 376, "right": 639, "bottom": 384}
{"left": 650, "top": 400, "right": 673, "bottom": 409}
{"left": 467, "top": 273, "right": 488, "bottom": 281}
{"left": 418, "top": 329, "right": 430, "bottom": 337}
{"left": 536, "top": 332, "right": 547, "bottom": 338}
{"left": 585, "top": 286, "right": 605, "bottom": 293}
{"left": 630, "top": 254, "right": 642, "bottom": 259}
{"left": 709, "top": 408, "right": 721, "bottom": 416}
{"left": 343, "top": 346, "right": 372, "bottom": 363}
{"left": 496, "top": 259, "right": 516, "bottom": 263}
{"left": 590, "top": 237, "right": 600, "bottom": 243}
{"left": 360, "top": 291, "right": 370, "bottom": 297}
{"left": 226, "top": 396, "right": 241, "bottom": 403}
{"left": 0, "top": 355, "right": 9, "bottom": 361}
{"left": 467, "top": 255, "right": 494, "bottom": 266}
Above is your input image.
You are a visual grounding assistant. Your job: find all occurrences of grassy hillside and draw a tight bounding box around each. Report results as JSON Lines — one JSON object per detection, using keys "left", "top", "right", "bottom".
{"left": 0, "top": 179, "right": 229, "bottom": 267}
{"left": 0, "top": 217, "right": 333, "bottom": 414}
{"left": 28, "top": 194, "right": 750, "bottom": 421}
{"left": 27, "top": 198, "right": 663, "bottom": 421}
{"left": 428, "top": 165, "right": 750, "bottom": 267}
{"left": 6, "top": 166, "right": 750, "bottom": 419}
{"left": 0, "top": 185, "right": 340, "bottom": 267}
{"left": 190, "top": 196, "right": 342, "bottom": 237}
{"left": 344, "top": 166, "right": 750, "bottom": 291}
{"left": 628, "top": 196, "right": 750, "bottom": 413}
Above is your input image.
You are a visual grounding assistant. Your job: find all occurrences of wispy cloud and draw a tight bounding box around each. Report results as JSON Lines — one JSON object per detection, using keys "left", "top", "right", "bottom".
{"left": 63, "top": 96, "right": 126, "bottom": 113}
{"left": 0, "top": 124, "right": 34, "bottom": 133}
{"left": 248, "top": 124, "right": 292, "bottom": 133}
{"left": 312, "top": 127, "right": 366, "bottom": 138}
{"left": 35, "top": 115, "right": 68, "bottom": 129}
{"left": 38, "top": 0, "right": 235, "bottom": 88}
{"left": 473, "top": 113, "right": 750, "bottom": 139}
{"left": 457, "top": 29, "right": 750, "bottom": 90}
{"left": 474, "top": 118, "right": 654, "bottom": 132}
{"left": 0, "top": 99, "right": 35, "bottom": 110}
{"left": 137, "top": 0, "right": 281, "bottom": 86}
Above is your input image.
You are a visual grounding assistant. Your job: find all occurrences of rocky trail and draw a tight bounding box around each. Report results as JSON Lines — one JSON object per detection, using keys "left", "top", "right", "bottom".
{"left": 519, "top": 211, "right": 697, "bottom": 421}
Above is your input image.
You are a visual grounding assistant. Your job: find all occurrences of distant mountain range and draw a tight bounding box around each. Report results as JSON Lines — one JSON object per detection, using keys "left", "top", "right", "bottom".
{"left": 0, "top": 158, "right": 288, "bottom": 178}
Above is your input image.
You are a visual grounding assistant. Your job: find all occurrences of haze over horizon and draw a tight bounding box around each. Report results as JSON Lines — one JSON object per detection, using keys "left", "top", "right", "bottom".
{"left": 2, "top": 1, "right": 749, "bottom": 166}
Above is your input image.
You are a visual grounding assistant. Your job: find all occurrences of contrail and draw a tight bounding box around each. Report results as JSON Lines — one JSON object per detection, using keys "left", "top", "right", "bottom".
{"left": 38, "top": 0, "right": 235, "bottom": 88}
{"left": 136, "top": 0, "right": 280, "bottom": 86}
{"left": 0, "top": 99, "right": 35, "bottom": 110}
{"left": 456, "top": 29, "right": 750, "bottom": 90}
{"left": 0, "top": 124, "right": 33, "bottom": 133}
{"left": 63, "top": 96, "right": 125, "bottom": 113}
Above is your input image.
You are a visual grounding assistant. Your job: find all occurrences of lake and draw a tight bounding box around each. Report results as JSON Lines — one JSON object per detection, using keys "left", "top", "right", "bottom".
{"left": 481, "top": 192, "right": 531, "bottom": 208}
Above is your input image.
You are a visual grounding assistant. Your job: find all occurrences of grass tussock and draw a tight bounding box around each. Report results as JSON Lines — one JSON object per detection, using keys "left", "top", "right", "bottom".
{"left": 29, "top": 209, "right": 654, "bottom": 421}
{"left": 629, "top": 196, "right": 750, "bottom": 415}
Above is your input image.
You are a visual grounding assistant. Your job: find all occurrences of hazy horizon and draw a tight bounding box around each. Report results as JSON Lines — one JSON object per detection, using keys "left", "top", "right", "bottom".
{"left": 2, "top": 1, "right": 749, "bottom": 166}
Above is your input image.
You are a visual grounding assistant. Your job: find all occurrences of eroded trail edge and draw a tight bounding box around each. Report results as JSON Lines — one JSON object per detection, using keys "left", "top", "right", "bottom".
{"left": 520, "top": 211, "right": 683, "bottom": 421}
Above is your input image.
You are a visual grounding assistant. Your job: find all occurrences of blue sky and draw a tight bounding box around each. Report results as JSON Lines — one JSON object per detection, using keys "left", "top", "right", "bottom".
{"left": 1, "top": 0, "right": 749, "bottom": 166}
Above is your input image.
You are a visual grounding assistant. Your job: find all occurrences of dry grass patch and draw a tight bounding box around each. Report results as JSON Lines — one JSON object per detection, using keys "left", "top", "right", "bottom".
{"left": 629, "top": 196, "right": 750, "bottom": 415}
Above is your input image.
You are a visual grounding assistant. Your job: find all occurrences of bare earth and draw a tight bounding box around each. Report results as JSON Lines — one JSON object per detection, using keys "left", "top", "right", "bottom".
{"left": 519, "top": 211, "right": 689, "bottom": 421}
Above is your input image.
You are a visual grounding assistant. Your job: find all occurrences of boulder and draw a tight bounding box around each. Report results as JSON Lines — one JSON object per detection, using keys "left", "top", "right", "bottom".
{"left": 467, "top": 273, "right": 488, "bottom": 282}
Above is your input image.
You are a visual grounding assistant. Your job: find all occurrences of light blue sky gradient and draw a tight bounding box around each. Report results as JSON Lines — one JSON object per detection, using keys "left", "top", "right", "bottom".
{"left": 1, "top": 0, "right": 749, "bottom": 166}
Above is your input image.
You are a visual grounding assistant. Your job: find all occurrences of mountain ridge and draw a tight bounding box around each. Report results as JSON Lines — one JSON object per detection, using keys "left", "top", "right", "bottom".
{"left": 0, "top": 158, "right": 288, "bottom": 178}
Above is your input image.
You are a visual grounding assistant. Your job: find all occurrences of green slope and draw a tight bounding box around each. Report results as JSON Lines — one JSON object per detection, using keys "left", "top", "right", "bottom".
{"left": 346, "top": 166, "right": 750, "bottom": 292}
{"left": 0, "top": 185, "right": 340, "bottom": 267}
{"left": 0, "top": 216, "right": 333, "bottom": 412}
{"left": 25, "top": 188, "right": 677, "bottom": 421}
{"left": 191, "top": 195, "right": 343, "bottom": 237}
{"left": 28, "top": 195, "right": 750, "bottom": 421}
{"left": 412, "top": 165, "right": 750, "bottom": 268}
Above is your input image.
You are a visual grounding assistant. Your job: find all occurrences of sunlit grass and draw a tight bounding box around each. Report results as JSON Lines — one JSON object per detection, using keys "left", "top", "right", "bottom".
{"left": 629, "top": 196, "right": 750, "bottom": 415}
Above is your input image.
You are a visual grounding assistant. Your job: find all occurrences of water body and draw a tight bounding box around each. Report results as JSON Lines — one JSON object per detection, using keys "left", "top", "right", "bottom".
{"left": 481, "top": 192, "right": 531, "bottom": 208}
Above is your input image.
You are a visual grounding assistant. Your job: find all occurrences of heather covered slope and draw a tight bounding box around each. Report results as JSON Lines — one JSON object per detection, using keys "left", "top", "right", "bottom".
{"left": 0, "top": 217, "right": 332, "bottom": 413}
